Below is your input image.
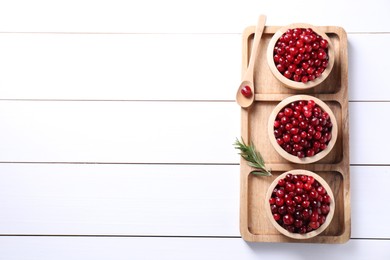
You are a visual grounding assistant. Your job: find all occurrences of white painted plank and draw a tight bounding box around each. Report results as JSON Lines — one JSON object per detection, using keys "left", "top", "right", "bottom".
{"left": 349, "top": 102, "right": 390, "bottom": 165}
{"left": 0, "top": 0, "right": 388, "bottom": 33}
{"left": 0, "top": 33, "right": 388, "bottom": 101}
{"left": 0, "top": 237, "right": 389, "bottom": 260}
{"left": 0, "top": 34, "right": 241, "bottom": 101}
{"left": 0, "top": 164, "right": 239, "bottom": 236}
{"left": 0, "top": 164, "right": 389, "bottom": 239}
{"left": 0, "top": 101, "right": 387, "bottom": 164}
{"left": 348, "top": 34, "right": 390, "bottom": 101}
{"left": 351, "top": 166, "right": 390, "bottom": 239}
{"left": 0, "top": 101, "right": 240, "bottom": 163}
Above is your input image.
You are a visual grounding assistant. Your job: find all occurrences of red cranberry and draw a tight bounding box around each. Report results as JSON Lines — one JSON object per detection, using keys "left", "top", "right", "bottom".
{"left": 309, "top": 221, "right": 320, "bottom": 230}
{"left": 285, "top": 174, "right": 293, "bottom": 182}
{"left": 323, "top": 195, "right": 331, "bottom": 204}
{"left": 318, "top": 215, "right": 326, "bottom": 225}
{"left": 240, "top": 85, "right": 252, "bottom": 98}
{"left": 276, "top": 189, "right": 285, "bottom": 198}
{"left": 271, "top": 205, "right": 278, "bottom": 214}
{"left": 299, "top": 226, "right": 307, "bottom": 234}
{"left": 302, "top": 200, "right": 310, "bottom": 208}
{"left": 278, "top": 205, "right": 287, "bottom": 215}
{"left": 275, "top": 197, "right": 284, "bottom": 206}
{"left": 283, "top": 214, "right": 294, "bottom": 225}
{"left": 286, "top": 182, "right": 295, "bottom": 192}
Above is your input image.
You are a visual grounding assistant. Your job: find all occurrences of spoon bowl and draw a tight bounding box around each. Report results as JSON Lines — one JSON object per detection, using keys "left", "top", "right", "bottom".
{"left": 236, "top": 81, "right": 255, "bottom": 108}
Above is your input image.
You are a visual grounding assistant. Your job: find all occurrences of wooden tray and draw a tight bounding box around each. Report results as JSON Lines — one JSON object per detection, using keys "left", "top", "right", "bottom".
{"left": 239, "top": 25, "right": 350, "bottom": 243}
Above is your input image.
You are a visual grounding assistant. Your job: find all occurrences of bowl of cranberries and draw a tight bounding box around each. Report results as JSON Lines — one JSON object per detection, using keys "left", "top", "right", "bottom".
{"left": 267, "top": 24, "right": 334, "bottom": 90}
{"left": 268, "top": 95, "right": 337, "bottom": 164}
{"left": 266, "top": 169, "right": 335, "bottom": 239}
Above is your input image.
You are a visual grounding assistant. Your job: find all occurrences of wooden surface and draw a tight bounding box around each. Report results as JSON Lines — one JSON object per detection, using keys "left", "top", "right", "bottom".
{"left": 240, "top": 26, "right": 350, "bottom": 243}
{"left": 0, "top": 0, "right": 389, "bottom": 259}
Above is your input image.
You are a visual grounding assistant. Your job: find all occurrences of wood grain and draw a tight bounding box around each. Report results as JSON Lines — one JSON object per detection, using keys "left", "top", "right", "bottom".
{"left": 239, "top": 25, "right": 350, "bottom": 243}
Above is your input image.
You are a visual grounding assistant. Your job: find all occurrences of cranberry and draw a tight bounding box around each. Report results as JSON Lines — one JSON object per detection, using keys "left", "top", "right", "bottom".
{"left": 276, "top": 189, "right": 285, "bottom": 198}
{"left": 287, "top": 205, "right": 295, "bottom": 214}
{"left": 240, "top": 85, "right": 252, "bottom": 98}
{"left": 309, "top": 221, "right": 320, "bottom": 230}
{"left": 269, "top": 173, "right": 332, "bottom": 234}
{"left": 294, "top": 219, "right": 303, "bottom": 228}
{"left": 285, "top": 173, "right": 293, "bottom": 182}
{"left": 286, "top": 182, "right": 295, "bottom": 192}
{"left": 307, "top": 176, "right": 315, "bottom": 184}
{"left": 292, "top": 135, "right": 301, "bottom": 143}
{"left": 318, "top": 215, "right": 326, "bottom": 225}
{"left": 321, "top": 204, "right": 330, "bottom": 215}
{"left": 296, "top": 187, "right": 304, "bottom": 195}
{"left": 285, "top": 225, "right": 295, "bottom": 233}
{"left": 283, "top": 214, "right": 294, "bottom": 225}
{"left": 317, "top": 186, "right": 326, "bottom": 195}
{"left": 302, "top": 200, "right": 310, "bottom": 208}
{"left": 310, "top": 212, "right": 319, "bottom": 222}
{"left": 320, "top": 39, "right": 328, "bottom": 48}
{"left": 299, "top": 226, "right": 307, "bottom": 234}
{"left": 295, "top": 181, "right": 303, "bottom": 189}
{"left": 294, "top": 195, "right": 302, "bottom": 204}
{"left": 283, "top": 134, "right": 291, "bottom": 143}
{"left": 309, "top": 190, "right": 319, "bottom": 199}
{"left": 303, "top": 183, "right": 311, "bottom": 191}
{"left": 271, "top": 204, "right": 278, "bottom": 214}
{"left": 323, "top": 195, "right": 331, "bottom": 204}
{"left": 273, "top": 28, "right": 330, "bottom": 83}
{"left": 278, "top": 205, "right": 287, "bottom": 215}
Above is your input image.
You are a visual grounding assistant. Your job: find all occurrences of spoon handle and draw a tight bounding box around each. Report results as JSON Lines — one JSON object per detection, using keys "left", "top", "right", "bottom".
{"left": 243, "top": 15, "right": 267, "bottom": 81}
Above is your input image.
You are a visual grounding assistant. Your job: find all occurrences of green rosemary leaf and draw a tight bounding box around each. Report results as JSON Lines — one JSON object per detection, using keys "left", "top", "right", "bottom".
{"left": 234, "top": 137, "right": 272, "bottom": 176}
{"left": 250, "top": 170, "right": 272, "bottom": 176}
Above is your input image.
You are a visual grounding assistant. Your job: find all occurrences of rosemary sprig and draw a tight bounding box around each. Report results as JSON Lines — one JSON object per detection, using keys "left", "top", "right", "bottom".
{"left": 234, "top": 138, "right": 272, "bottom": 176}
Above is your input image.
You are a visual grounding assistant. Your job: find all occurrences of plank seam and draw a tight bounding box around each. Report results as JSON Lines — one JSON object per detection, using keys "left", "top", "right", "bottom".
{"left": 0, "top": 235, "right": 388, "bottom": 241}
{"left": 0, "top": 162, "right": 389, "bottom": 166}
{"left": 0, "top": 32, "right": 388, "bottom": 35}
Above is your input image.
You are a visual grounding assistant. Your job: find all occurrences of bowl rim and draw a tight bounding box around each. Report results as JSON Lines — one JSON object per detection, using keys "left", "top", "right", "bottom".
{"left": 264, "top": 169, "right": 336, "bottom": 239}
{"left": 266, "top": 23, "right": 335, "bottom": 90}
{"left": 268, "top": 95, "right": 338, "bottom": 164}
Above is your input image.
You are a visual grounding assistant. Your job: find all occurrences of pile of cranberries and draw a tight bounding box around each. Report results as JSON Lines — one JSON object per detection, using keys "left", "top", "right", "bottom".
{"left": 269, "top": 173, "right": 332, "bottom": 234}
{"left": 273, "top": 28, "right": 329, "bottom": 83}
{"left": 273, "top": 99, "right": 333, "bottom": 158}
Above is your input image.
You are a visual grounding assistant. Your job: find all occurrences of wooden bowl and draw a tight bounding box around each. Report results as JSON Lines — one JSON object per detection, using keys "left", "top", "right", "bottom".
{"left": 265, "top": 169, "right": 335, "bottom": 239}
{"left": 268, "top": 95, "right": 338, "bottom": 164}
{"left": 267, "top": 23, "right": 334, "bottom": 90}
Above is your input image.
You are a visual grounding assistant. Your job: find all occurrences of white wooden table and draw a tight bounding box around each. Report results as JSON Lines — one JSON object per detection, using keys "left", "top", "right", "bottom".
{"left": 0, "top": 0, "right": 389, "bottom": 259}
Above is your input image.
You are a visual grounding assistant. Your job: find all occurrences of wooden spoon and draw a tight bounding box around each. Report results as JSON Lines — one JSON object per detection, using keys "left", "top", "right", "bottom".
{"left": 236, "top": 15, "right": 267, "bottom": 108}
